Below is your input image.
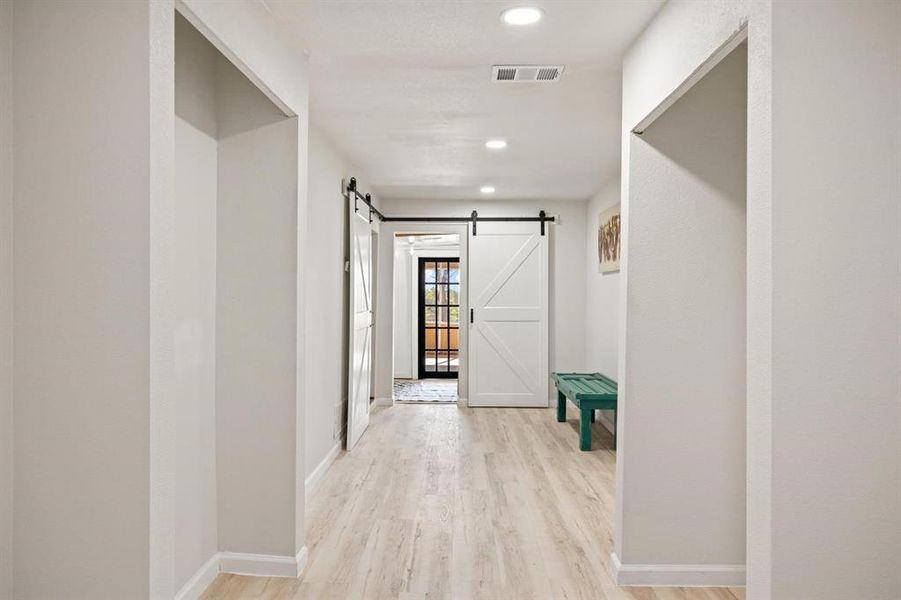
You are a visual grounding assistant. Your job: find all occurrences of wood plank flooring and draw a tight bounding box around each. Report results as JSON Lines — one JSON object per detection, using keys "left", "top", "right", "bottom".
{"left": 201, "top": 404, "right": 744, "bottom": 600}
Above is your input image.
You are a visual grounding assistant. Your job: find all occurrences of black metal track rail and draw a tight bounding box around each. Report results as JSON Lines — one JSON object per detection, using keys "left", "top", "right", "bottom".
{"left": 345, "top": 177, "right": 555, "bottom": 235}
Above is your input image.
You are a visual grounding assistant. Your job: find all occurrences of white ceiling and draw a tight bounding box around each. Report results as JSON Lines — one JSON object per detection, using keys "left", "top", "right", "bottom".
{"left": 265, "top": 1, "right": 663, "bottom": 202}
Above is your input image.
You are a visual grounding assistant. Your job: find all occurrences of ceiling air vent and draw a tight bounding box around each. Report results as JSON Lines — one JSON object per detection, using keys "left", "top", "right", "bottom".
{"left": 492, "top": 64, "right": 564, "bottom": 83}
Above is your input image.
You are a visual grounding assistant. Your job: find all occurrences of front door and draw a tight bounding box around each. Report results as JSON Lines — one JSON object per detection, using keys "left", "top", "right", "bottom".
{"left": 418, "top": 257, "right": 460, "bottom": 379}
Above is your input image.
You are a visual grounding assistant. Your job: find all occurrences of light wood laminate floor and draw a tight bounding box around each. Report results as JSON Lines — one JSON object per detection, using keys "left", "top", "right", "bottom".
{"left": 201, "top": 404, "right": 744, "bottom": 600}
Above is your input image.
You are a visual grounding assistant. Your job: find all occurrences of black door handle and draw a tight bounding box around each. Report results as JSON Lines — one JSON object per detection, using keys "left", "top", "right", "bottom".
{"left": 470, "top": 308, "right": 474, "bottom": 323}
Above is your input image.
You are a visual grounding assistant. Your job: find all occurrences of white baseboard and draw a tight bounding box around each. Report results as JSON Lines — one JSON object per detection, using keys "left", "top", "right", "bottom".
{"left": 596, "top": 410, "right": 615, "bottom": 435}
{"left": 176, "top": 548, "right": 309, "bottom": 599}
{"left": 220, "top": 547, "right": 308, "bottom": 578}
{"left": 375, "top": 397, "right": 394, "bottom": 406}
{"left": 296, "top": 546, "right": 309, "bottom": 576}
{"left": 175, "top": 553, "right": 220, "bottom": 600}
{"left": 305, "top": 440, "right": 343, "bottom": 501}
{"left": 610, "top": 552, "right": 745, "bottom": 587}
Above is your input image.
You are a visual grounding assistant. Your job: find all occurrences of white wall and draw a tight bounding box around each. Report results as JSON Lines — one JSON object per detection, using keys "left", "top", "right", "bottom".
{"left": 304, "top": 126, "right": 383, "bottom": 480}
{"left": 583, "top": 181, "right": 621, "bottom": 379}
{"left": 374, "top": 199, "right": 587, "bottom": 402}
{"left": 216, "top": 55, "right": 299, "bottom": 558}
{"left": 174, "top": 14, "right": 219, "bottom": 592}
{"left": 616, "top": 1, "right": 751, "bottom": 589}
{"left": 392, "top": 246, "right": 414, "bottom": 379}
{"left": 0, "top": 1, "right": 12, "bottom": 597}
{"left": 6, "top": 1, "right": 310, "bottom": 594}
{"left": 180, "top": 0, "right": 312, "bottom": 559}
{"left": 12, "top": 1, "right": 157, "bottom": 596}
{"left": 174, "top": 3, "right": 313, "bottom": 580}
{"left": 620, "top": 1, "right": 901, "bottom": 596}
{"left": 753, "top": 3, "right": 900, "bottom": 598}
{"left": 583, "top": 180, "right": 621, "bottom": 433}
{"left": 621, "top": 1, "right": 749, "bottom": 136}
{"left": 618, "top": 43, "right": 747, "bottom": 577}
{"left": 304, "top": 126, "right": 376, "bottom": 478}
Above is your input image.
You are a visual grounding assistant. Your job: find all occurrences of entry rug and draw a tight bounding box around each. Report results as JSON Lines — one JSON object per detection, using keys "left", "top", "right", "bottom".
{"left": 393, "top": 379, "right": 458, "bottom": 403}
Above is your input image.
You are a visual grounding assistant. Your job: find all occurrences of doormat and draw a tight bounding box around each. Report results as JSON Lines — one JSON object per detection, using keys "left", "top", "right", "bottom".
{"left": 393, "top": 379, "right": 458, "bottom": 403}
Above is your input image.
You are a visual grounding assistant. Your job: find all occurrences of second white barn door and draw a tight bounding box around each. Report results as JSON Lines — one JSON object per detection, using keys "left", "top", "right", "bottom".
{"left": 346, "top": 196, "right": 372, "bottom": 450}
{"left": 468, "top": 222, "right": 548, "bottom": 407}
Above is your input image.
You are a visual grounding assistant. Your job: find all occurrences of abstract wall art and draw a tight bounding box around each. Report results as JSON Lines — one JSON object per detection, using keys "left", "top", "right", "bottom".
{"left": 598, "top": 204, "right": 621, "bottom": 273}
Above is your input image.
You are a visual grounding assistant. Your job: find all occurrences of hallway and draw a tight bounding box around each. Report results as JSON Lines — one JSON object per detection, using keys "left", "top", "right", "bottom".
{"left": 2, "top": 2, "right": 899, "bottom": 597}
{"left": 201, "top": 405, "right": 743, "bottom": 600}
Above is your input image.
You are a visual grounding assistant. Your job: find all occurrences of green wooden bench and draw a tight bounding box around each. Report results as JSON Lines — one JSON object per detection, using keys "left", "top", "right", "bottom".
{"left": 552, "top": 372, "right": 618, "bottom": 451}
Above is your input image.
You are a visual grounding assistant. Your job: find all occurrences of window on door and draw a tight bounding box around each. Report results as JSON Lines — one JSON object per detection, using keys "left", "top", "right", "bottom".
{"left": 419, "top": 258, "right": 460, "bottom": 379}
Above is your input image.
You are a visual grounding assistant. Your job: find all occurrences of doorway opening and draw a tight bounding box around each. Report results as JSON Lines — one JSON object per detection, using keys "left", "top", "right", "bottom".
{"left": 392, "top": 233, "right": 460, "bottom": 403}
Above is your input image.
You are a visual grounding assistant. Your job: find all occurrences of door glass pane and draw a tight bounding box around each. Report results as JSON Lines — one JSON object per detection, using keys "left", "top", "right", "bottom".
{"left": 425, "top": 328, "right": 436, "bottom": 350}
{"left": 425, "top": 306, "right": 436, "bottom": 326}
{"left": 424, "top": 284, "right": 436, "bottom": 305}
{"left": 438, "top": 351, "right": 449, "bottom": 371}
{"left": 448, "top": 284, "right": 458, "bottom": 305}
{"left": 448, "top": 350, "right": 459, "bottom": 372}
{"left": 449, "top": 265, "right": 459, "bottom": 284}
{"left": 437, "top": 307, "right": 448, "bottom": 327}
{"left": 439, "top": 329, "right": 449, "bottom": 349}
{"left": 437, "top": 263, "right": 448, "bottom": 283}
{"left": 428, "top": 351, "right": 438, "bottom": 370}
{"left": 449, "top": 307, "right": 459, "bottom": 325}
{"left": 437, "top": 284, "right": 447, "bottom": 305}
{"left": 425, "top": 262, "right": 436, "bottom": 282}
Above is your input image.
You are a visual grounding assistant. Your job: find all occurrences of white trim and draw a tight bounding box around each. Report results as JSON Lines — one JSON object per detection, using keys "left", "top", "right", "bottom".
{"left": 305, "top": 441, "right": 342, "bottom": 501}
{"left": 175, "top": 553, "right": 220, "bottom": 600}
{"left": 375, "top": 397, "right": 394, "bottom": 407}
{"left": 296, "top": 547, "right": 309, "bottom": 577}
{"left": 175, "top": 547, "right": 309, "bottom": 599}
{"left": 610, "top": 552, "right": 745, "bottom": 587}
{"left": 219, "top": 547, "right": 308, "bottom": 578}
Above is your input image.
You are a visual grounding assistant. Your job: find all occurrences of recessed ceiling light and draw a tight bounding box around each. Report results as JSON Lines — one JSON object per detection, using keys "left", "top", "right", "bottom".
{"left": 485, "top": 139, "right": 507, "bottom": 150}
{"left": 501, "top": 7, "right": 543, "bottom": 26}
{"left": 480, "top": 186, "right": 496, "bottom": 194}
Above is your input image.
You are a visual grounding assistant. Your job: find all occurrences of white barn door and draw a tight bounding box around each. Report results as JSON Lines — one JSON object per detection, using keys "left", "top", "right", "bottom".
{"left": 346, "top": 196, "right": 372, "bottom": 449}
{"left": 469, "top": 222, "right": 548, "bottom": 407}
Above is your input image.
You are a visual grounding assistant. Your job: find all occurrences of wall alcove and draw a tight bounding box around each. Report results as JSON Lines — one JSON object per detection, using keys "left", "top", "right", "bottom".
{"left": 175, "top": 12, "right": 300, "bottom": 591}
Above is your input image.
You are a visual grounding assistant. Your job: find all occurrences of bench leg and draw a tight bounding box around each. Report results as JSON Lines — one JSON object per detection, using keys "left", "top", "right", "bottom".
{"left": 556, "top": 391, "right": 566, "bottom": 422}
{"left": 580, "top": 408, "right": 592, "bottom": 451}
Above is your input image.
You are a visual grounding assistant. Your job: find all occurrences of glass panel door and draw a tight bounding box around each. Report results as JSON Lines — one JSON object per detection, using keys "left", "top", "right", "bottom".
{"left": 418, "top": 257, "right": 460, "bottom": 379}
